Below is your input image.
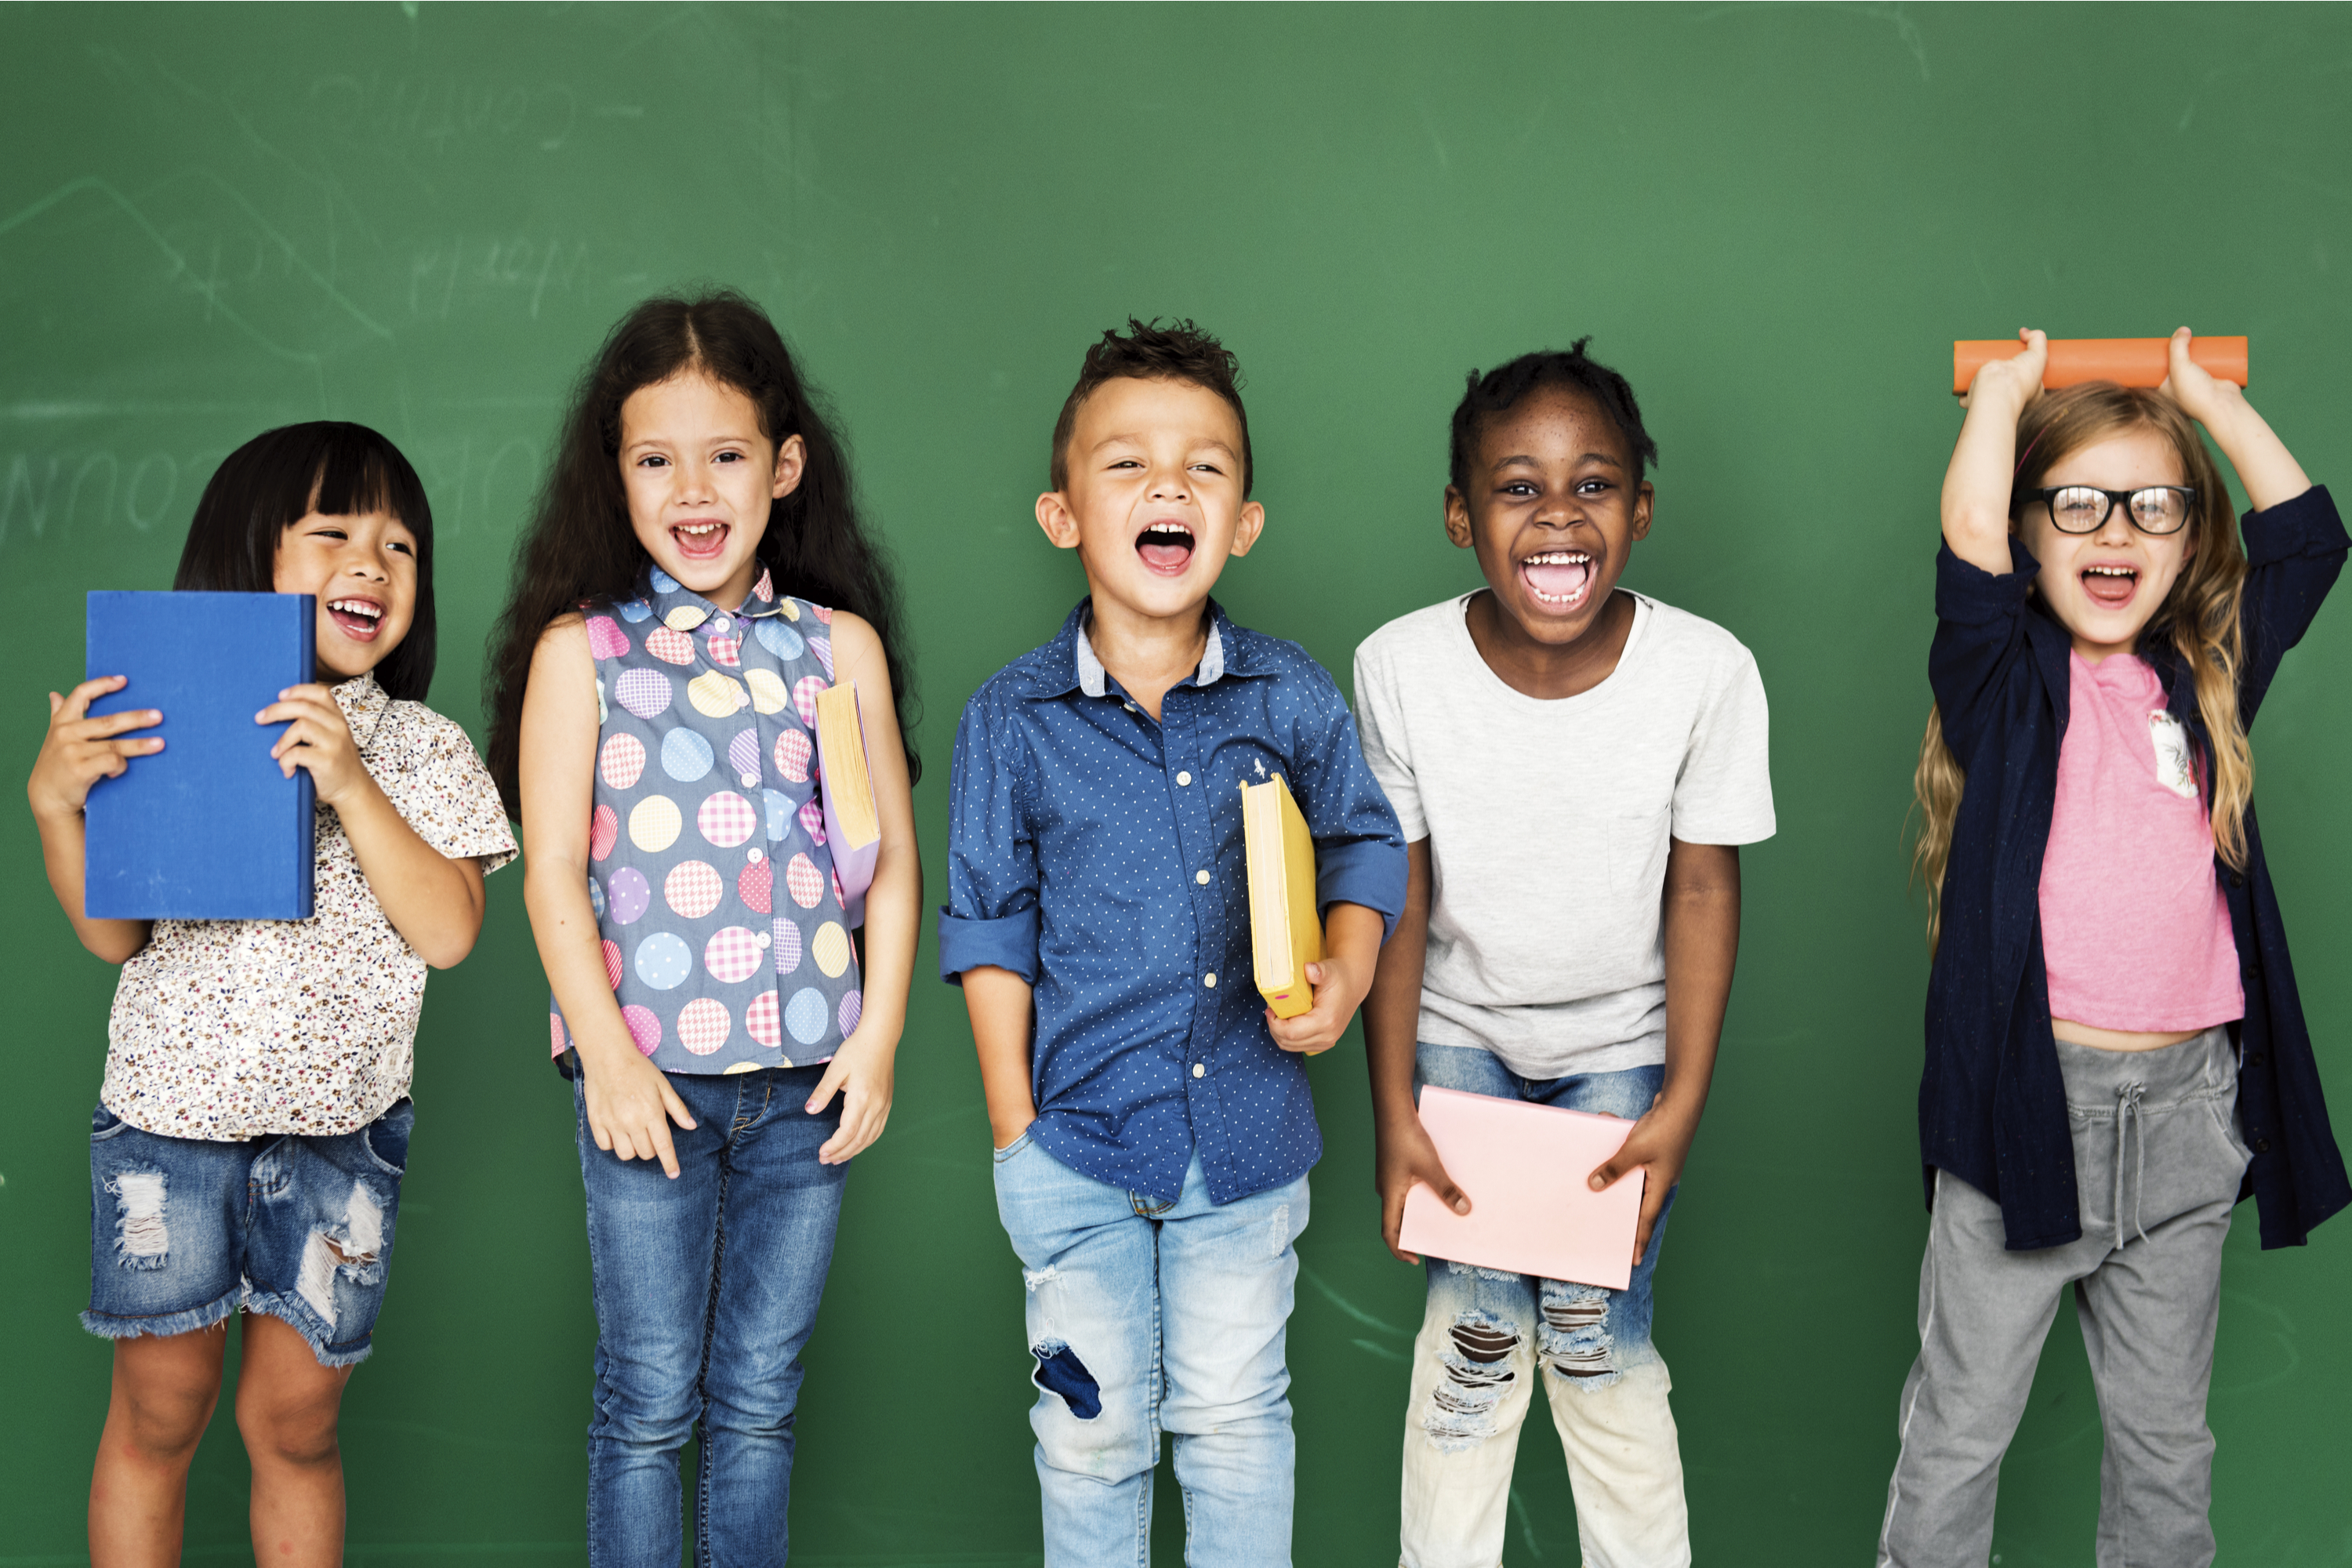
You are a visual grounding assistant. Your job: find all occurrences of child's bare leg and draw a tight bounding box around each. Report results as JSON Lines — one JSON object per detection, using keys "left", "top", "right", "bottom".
{"left": 235, "top": 1312, "right": 354, "bottom": 1566}
{"left": 90, "top": 1323, "right": 229, "bottom": 1567}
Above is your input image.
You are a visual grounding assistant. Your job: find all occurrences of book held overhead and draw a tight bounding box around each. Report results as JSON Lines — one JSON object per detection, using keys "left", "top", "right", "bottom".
{"left": 84, "top": 591, "right": 317, "bottom": 920}
{"left": 1951, "top": 336, "right": 2247, "bottom": 395}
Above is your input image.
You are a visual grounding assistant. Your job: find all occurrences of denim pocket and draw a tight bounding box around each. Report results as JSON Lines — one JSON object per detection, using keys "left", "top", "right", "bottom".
{"left": 364, "top": 1099, "right": 416, "bottom": 1175}
{"left": 992, "top": 1128, "right": 1035, "bottom": 1164}
{"left": 90, "top": 1102, "right": 129, "bottom": 1141}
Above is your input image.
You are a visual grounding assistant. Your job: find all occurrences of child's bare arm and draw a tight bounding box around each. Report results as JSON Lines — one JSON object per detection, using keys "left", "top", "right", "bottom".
{"left": 802, "top": 613, "right": 920, "bottom": 1164}
{"left": 257, "top": 684, "right": 486, "bottom": 967}
{"left": 963, "top": 964, "right": 1039, "bottom": 1149}
{"left": 520, "top": 615, "right": 696, "bottom": 1178}
{"left": 2160, "top": 328, "right": 2312, "bottom": 511}
{"left": 1587, "top": 838, "right": 1741, "bottom": 1265}
{"left": 1944, "top": 328, "right": 2049, "bottom": 575}
{"left": 27, "top": 677, "right": 158, "bottom": 963}
{"left": 1362, "top": 837, "right": 1468, "bottom": 1264}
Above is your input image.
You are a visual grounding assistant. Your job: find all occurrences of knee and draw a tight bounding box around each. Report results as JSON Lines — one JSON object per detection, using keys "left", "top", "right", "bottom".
{"left": 1419, "top": 1308, "right": 1523, "bottom": 1450}
{"left": 113, "top": 1359, "right": 222, "bottom": 1465}
{"left": 236, "top": 1389, "right": 342, "bottom": 1470}
{"left": 1537, "top": 1285, "right": 1624, "bottom": 1388}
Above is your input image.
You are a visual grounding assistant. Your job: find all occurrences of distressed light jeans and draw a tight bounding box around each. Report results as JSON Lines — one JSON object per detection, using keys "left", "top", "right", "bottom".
{"left": 993, "top": 1135, "right": 1308, "bottom": 1568}
{"left": 1878, "top": 1027, "right": 2249, "bottom": 1568}
{"left": 574, "top": 1062, "right": 844, "bottom": 1568}
{"left": 1400, "top": 1043, "right": 1688, "bottom": 1568}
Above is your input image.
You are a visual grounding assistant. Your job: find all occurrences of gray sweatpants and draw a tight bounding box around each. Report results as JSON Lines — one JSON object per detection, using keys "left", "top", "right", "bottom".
{"left": 1878, "top": 1026, "right": 2250, "bottom": 1568}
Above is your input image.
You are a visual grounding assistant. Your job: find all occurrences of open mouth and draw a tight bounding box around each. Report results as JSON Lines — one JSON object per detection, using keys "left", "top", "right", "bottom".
{"left": 1137, "top": 521, "right": 1195, "bottom": 576}
{"left": 2081, "top": 562, "right": 2140, "bottom": 608}
{"left": 671, "top": 519, "right": 731, "bottom": 562}
{"left": 325, "top": 597, "right": 384, "bottom": 641}
{"left": 1519, "top": 550, "right": 1595, "bottom": 609}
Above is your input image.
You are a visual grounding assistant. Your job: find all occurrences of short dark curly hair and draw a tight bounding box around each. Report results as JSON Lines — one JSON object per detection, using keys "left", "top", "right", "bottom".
{"left": 1050, "top": 318, "right": 1253, "bottom": 496}
{"left": 1448, "top": 338, "right": 1657, "bottom": 495}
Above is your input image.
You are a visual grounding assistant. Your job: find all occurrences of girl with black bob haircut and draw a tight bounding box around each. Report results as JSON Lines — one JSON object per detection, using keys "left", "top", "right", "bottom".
{"left": 176, "top": 420, "right": 440, "bottom": 699}
{"left": 30, "top": 419, "right": 516, "bottom": 1563}
{"left": 485, "top": 289, "right": 917, "bottom": 806}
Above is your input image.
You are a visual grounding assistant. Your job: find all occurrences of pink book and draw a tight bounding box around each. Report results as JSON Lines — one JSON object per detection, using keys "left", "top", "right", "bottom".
{"left": 1397, "top": 1086, "right": 1646, "bottom": 1291}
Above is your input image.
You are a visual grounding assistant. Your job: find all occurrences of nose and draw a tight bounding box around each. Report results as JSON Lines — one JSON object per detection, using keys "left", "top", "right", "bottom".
{"left": 2095, "top": 503, "right": 2137, "bottom": 546}
{"left": 1146, "top": 464, "right": 1190, "bottom": 502}
{"left": 677, "top": 456, "right": 717, "bottom": 504}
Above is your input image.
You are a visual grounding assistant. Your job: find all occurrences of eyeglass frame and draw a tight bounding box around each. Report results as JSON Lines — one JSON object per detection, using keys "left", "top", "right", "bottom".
{"left": 2025, "top": 485, "right": 2200, "bottom": 537}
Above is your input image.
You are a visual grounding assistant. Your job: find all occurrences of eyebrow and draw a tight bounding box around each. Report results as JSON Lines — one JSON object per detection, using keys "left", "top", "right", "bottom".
{"left": 1092, "top": 434, "right": 1240, "bottom": 460}
{"left": 1493, "top": 451, "right": 1624, "bottom": 471}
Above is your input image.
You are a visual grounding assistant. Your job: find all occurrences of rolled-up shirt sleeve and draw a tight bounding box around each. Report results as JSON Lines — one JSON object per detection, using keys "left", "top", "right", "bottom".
{"left": 937, "top": 691, "right": 1041, "bottom": 984}
{"left": 1290, "top": 671, "right": 1408, "bottom": 942}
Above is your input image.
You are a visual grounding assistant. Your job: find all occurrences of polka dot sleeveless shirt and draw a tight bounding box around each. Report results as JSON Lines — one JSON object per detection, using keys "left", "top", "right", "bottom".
{"left": 551, "top": 565, "right": 862, "bottom": 1074}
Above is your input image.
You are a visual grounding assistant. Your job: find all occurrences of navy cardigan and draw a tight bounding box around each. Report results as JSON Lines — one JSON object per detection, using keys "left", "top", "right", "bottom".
{"left": 1922, "top": 485, "right": 2351, "bottom": 1250}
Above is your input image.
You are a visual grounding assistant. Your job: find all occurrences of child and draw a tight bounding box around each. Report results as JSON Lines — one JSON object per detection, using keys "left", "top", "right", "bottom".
{"left": 486, "top": 290, "right": 921, "bottom": 1566}
{"left": 27, "top": 423, "right": 515, "bottom": 1563}
{"left": 1878, "top": 328, "right": 2349, "bottom": 1568}
{"left": 939, "top": 318, "right": 1406, "bottom": 1566}
{"left": 1354, "top": 341, "right": 1774, "bottom": 1568}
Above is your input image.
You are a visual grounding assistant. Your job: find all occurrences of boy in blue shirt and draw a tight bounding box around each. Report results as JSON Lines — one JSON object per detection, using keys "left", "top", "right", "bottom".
{"left": 940, "top": 319, "right": 1406, "bottom": 1567}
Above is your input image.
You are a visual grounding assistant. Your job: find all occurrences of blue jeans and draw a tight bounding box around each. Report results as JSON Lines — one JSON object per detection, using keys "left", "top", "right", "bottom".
{"left": 1401, "top": 1043, "right": 1688, "bottom": 1568}
{"left": 574, "top": 1064, "right": 844, "bottom": 1568}
{"left": 993, "top": 1136, "right": 1308, "bottom": 1568}
{"left": 84, "top": 1099, "right": 412, "bottom": 1368}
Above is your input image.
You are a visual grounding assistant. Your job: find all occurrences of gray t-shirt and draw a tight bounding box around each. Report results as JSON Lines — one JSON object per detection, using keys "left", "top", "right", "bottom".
{"left": 1352, "top": 591, "right": 1775, "bottom": 1078}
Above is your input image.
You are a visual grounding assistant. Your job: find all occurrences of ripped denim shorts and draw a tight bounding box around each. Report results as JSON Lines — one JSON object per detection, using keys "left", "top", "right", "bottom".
{"left": 84, "top": 1098, "right": 412, "bottom": 1369}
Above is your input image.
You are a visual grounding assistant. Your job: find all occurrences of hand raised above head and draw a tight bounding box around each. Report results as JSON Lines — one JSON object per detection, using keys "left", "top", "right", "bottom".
{"left": 1959, "top": 328, "right": 2049, "bottom": 416}
{"left": 2157, "top": 326, "right": 2247, "bottom": 427}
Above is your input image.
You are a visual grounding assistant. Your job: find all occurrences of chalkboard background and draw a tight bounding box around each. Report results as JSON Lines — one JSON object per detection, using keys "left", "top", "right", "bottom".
{"left": 5, "top": 5, "right": 2350, "bottom": 1563}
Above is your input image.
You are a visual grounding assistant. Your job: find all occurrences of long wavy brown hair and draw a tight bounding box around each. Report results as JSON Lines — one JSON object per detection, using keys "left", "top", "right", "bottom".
{"left": 1914, "top": 383, "right": 2252, "bottom": 946}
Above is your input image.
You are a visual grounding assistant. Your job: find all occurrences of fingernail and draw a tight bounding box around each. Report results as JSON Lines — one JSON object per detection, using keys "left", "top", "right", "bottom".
{"left": 1589, "top": 1175, "right": 1606, "bottom": 1190}
{"left": 1453, "top": 1200, "right": 1469, "bottom": 1214}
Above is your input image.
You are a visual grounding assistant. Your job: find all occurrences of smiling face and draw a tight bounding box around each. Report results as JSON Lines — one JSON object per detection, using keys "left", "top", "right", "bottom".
{"left": 1037, "top": 376, "right": 1264, "bottom": 625}
{"left": 619, "top": 372, "right": 805, "bottom": 610}
{"left": 1446, "top": 384, "right": 1653, "bottom": 649}
{"left": 272, "top": 509, "right": 419, "bottom": 681}
{"left": 2019, "top": 424, "right": 2194, "bottom": 662}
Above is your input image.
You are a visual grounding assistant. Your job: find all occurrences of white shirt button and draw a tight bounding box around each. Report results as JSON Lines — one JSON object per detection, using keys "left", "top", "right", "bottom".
{"left": 1192, "top": 1062, "right": 1205, "bottom": 1079}
{"left": 747, "top": 848, "right": 764, "bottom": 862}
{"left": 1195, "top": 869, "right": 1211, "bottom": 885}
{"left": 1176, "top": 771, "right": 1192, "bottom": 786}
{"left": 1203, "top": 972, "right": 1218, "bottom": 988}
{"left": 713, "top": 615, "right": 731, "bottom": 633}
{"left": 741, "top": 771, "right": 760, "bottom": 787}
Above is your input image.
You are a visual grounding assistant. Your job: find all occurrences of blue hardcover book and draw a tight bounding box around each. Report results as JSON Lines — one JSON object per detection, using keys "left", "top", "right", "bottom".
{"left": 85, "top": 592, "right": 317, "bottom": 920}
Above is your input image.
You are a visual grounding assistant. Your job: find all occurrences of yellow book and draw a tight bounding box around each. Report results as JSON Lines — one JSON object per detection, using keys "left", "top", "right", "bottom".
{"left": 812, "top": 684, "right": 880, "bottom": 921}
{"left": 1243, "top": 773, "right": 1323, "bottom": 1020}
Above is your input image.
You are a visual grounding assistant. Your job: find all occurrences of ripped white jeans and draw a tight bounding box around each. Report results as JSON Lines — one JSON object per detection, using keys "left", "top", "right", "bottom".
{"left": 1400, "top": 1044, "right": 1690, "bottom": 1568}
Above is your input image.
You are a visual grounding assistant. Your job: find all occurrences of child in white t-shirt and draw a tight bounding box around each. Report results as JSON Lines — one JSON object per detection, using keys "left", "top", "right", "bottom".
{"left": 1354, "top": 340, "right": 1773, "bottom": 1568}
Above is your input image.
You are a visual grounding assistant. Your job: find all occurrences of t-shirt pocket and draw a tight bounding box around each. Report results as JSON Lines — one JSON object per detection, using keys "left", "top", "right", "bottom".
{"left": 1606, "top": 808, "right": 1673, "bottom": 898}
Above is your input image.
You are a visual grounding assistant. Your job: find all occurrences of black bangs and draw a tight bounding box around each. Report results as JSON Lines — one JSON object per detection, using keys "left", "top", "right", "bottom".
{"left": 172, "top": 422, "right": 439, "bottom": 702}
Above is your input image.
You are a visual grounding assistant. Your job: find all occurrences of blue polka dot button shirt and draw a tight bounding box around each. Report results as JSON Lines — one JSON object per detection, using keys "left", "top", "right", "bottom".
{"left": 939, "top": 599, "right": 1407, "bottom": 1206}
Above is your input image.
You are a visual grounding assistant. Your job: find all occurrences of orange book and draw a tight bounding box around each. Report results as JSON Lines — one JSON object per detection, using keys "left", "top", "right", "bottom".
{"left": 1951, "top": 336, "right": 2247, "bottom": 397}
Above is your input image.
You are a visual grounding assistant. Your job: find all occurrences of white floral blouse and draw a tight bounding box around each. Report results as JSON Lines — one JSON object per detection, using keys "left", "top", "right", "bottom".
{"left": 101, "top": 674, "right": 517, "bottom": 1140}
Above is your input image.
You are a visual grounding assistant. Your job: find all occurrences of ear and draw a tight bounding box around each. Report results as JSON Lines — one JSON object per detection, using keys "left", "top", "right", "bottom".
{"left": 1630, "top": 480, "right": 1655, "bottom": 543}
{"left": 1036, "top": 491, "right": 1081, "bottom": 551}
{"left": 1443, "top": 487, "right": 1474, "bottom": 549}
{"left": 771, "top": 434, "right": 808, "bottom": 500}
{"left": 1226, "top": 500, "right": 1267, "bottom": 558}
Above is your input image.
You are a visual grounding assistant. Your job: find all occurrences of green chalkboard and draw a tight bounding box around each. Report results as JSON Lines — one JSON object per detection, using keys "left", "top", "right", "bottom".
{"left": 5, "top": 4, "right": 2350, "bottom": 1563}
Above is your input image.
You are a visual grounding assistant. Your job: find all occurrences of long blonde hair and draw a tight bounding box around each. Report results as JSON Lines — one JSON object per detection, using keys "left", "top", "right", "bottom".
{"left": 1914, "top": 383, "right": 2252, "bottom": 947}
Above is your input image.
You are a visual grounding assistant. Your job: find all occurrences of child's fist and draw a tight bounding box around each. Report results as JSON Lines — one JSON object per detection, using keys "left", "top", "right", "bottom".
{"left": 2158, "top": 326, "right": 2244, "bottom": 427}
{"left": 1961, "top": 328, "right": 2049, "bottom": 413}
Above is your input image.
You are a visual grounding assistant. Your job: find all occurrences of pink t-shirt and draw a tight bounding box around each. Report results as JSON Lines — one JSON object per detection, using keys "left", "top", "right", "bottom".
{"left": 2038, "top": 652, "right": 2243, "bottom": 1032}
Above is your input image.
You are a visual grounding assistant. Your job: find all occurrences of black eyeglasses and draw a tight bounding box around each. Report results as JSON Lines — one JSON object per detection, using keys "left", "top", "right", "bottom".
{"left": 2028, "top": 485, "right": 2198, "bottom": 537}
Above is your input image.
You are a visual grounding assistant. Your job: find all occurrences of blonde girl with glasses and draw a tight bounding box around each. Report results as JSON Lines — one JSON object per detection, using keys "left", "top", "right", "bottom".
{"left": 1878, "top": 328, "right": 2350, "bottom": 1568}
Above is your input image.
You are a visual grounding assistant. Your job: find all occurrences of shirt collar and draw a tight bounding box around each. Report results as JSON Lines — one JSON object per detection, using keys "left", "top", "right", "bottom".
{"left": 639, "top": 564, "right": 786, "bottom": 630}
{"left": 1033, "top": 597, "right": 1264, "bottom": 701}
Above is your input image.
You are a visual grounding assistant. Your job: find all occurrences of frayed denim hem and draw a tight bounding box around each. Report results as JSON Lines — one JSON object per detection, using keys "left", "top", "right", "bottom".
{"left": 81, "top": 1283, "right": 241, "bottom": 1343}
{"left": 239, "top": 1289, "right": 377, "bottom": 1369}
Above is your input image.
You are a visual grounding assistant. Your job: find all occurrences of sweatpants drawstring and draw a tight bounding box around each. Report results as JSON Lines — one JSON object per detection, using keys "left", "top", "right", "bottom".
{"left": 2114, "top": 1080, "right": 2148, "bottom": 1245}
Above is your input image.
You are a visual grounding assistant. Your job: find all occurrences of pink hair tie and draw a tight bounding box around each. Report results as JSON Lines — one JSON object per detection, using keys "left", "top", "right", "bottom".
{"left": 2012, "top": 429, "right": 2044, "bottom": 481}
